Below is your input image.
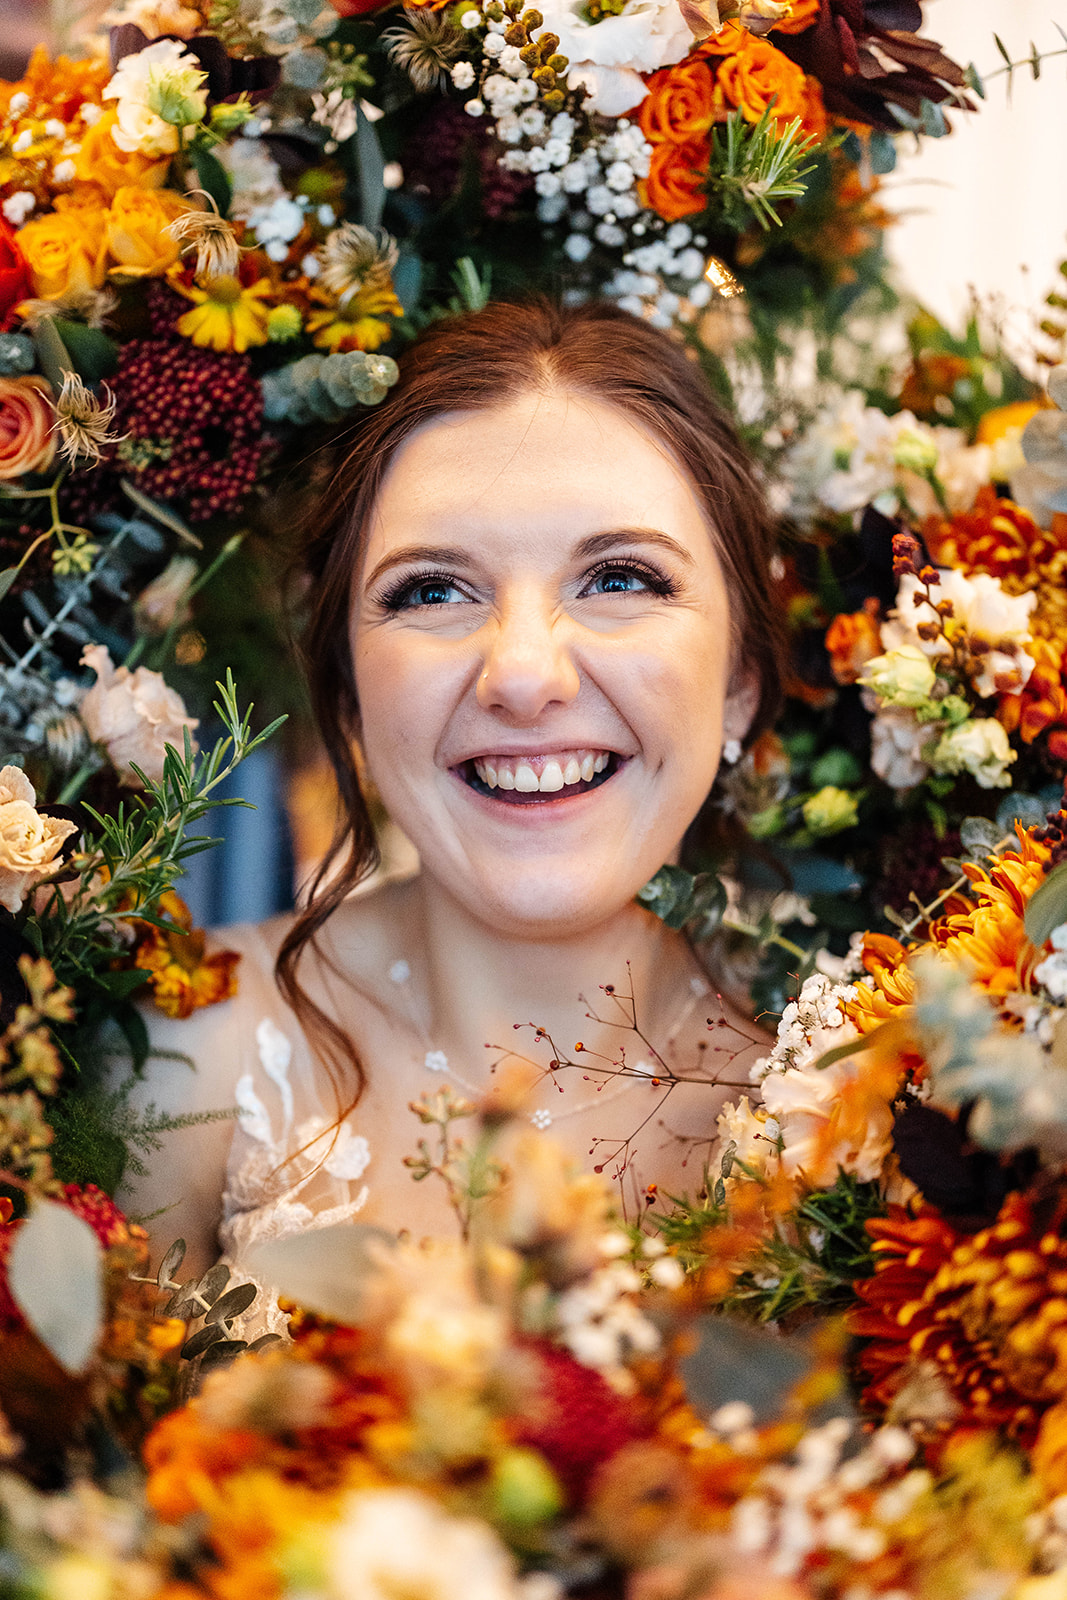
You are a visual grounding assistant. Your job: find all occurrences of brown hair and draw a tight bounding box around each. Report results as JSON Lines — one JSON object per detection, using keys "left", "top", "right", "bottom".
{"left": 277, "top": 298, "right": 784, "bottom": 1113}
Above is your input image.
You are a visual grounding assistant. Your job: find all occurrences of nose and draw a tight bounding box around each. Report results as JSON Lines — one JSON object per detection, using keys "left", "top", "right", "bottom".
{"left": 475, "top": 597, "right": 581, "bottom": 721}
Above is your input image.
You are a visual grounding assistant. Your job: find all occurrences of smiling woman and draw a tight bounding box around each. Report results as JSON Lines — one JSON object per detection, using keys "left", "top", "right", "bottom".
{"left": 120, "top": 300, "right": 785, "bottom": 1280}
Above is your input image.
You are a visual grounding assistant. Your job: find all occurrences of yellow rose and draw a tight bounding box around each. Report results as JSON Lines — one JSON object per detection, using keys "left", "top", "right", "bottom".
{"left": 16, "top": 198, "right": 107, "bottom": 298}
{"left": 106, "top": 185, "right": 189, "bottom": 277}
{"left": 73, "top": 107, "right": 170, "bottom": 201}
{"left": 0, "top": 375, "right": 56, "bottom": 479}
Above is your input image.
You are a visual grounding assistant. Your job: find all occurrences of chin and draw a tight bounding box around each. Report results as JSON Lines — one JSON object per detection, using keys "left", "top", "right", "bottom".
{"left": 447, "top": 862, "right": 655, "bottom": 940}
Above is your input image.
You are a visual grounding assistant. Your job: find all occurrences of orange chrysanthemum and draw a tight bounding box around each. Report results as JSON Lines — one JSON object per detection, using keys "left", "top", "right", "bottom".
{"left": 850, "top": 1190, "right": 1067, "bottom": 1489}
{"left": 128, "top": 889, "right": 240, "bottom": 1018}
{"left": 844, "top": 935, "right": 917, "bottom": 1034}
{"left": 925, "top": 827, "right": 1051, "bottom": 999}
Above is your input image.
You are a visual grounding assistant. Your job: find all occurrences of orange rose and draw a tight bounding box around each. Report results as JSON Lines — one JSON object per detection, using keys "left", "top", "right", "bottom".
{"left": 638, "top": 59, "right": 717, "bottom": 144}
{"left": 703, "top": 22, "right": 809, "bottom": 124}
{"left": 770, "top": 0, "right": 819, "bottom": 31}
{"left": 16, "top": 197, "right": 107, "bottom": 299}
{"left": 0, "top": 376, "right": 56, "bottom": 479}
{"left": 73, "top": 108, "right": 170, "bottom": 202}
{"left": 106, "top": 185, "right": 190, "bottom": 277}
{"left": 639, "top": 136, "right": 710, "bottom": 221}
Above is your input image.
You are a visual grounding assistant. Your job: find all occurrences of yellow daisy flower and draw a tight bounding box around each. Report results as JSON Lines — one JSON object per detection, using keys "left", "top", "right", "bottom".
{"left": 306, "top": 281, "right": 402, "bottom": 353}
{"left": 174, "top": 272, "right": 272, "bottom": 353}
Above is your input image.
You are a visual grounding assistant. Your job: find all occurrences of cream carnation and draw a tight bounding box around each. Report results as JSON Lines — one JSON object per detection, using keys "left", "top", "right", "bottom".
{"left": 78, "top": 644, "right": 198, "bottom": 786}
{"left": 882, "top": 568, "right": 1035, "bottom": 698}
{"left": 0, "top": 765, "right": 77, "bottom": 913}
{"left": 103, "top": 39, "right": 208, "bottom": 156}
{"left": 930, "top": 716, "right": 1016, "bottom": 790}
{"left": 870, "top": 707, "right": 931, "bottom": 790}
{"left": 536, "top": 0, "right": 693, "bottom": 114}
{"left": 326, "top": 1489, "right": 524, "bottom": 1600}
{"left": 859, "top": 645, "right": 937, "bottom": 709}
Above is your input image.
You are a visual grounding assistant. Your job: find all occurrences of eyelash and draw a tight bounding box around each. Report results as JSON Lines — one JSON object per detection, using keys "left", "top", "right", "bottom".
{"left": 377, "top": 558, "right": 679, "bottom": 612}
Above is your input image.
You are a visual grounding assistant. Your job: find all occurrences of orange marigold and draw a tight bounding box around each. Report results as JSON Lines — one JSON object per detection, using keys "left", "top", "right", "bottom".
{"left": 825, "top": 601, "right": 881, "bottom": 685}
{"left": 638, "top": 136, "right": 711, "bottom": 222}
{"left": 0, "top": 44, "right": 109, "bottom": 126}
{"left": 924, "top": 486, "right": 1067, "bottom": 587}
{"left": 129, "top": 889, "right": 240, "bottom": 1018}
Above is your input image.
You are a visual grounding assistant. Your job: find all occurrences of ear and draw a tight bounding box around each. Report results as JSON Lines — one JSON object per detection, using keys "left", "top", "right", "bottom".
{"left": 723, "top": 669, "right": 760, "bottom": 747}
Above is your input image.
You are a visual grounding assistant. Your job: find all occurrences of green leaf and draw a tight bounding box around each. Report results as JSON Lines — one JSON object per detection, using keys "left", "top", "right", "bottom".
{"left": 919, "top": 98, "right": 949, "bottom": 138}
{"left": 52, "top": 318, "right": 119, "bottom": 383}
{"left": 811, "top": 1022, "right": 891, "bottom": 1073}
{"left": 9, "top": 1201, "right": 104, "bottom": 1371}
{"left": 32, "top": 314, "right": 71, "bottom": 391}
{"left": 1023, "top": 860, "right": 1067, "bottom": 948}
{"left": 355, "top": 100, "right": 385, "bottom": 231}
{"left": 0, "top": 566, "right": 17, "bottom": 603}
{"left": 119, "top": 479, "right": 201, "bottom": 547}
{"left": 964, "top": 62, "right": 986, "bottom": 98}
{"left": 188, "top": 140, "right": 232, "bottom": 216}
{"left": 1030, "top": 41, "right": 1041, "bottom": 79}
{"left": 993, "top": 33, "right": 1012, "bottom": 64}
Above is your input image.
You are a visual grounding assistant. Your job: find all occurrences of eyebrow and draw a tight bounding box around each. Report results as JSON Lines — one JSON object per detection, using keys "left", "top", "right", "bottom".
{"left": 363, "top": 527, "right": 695, "bottom": 591}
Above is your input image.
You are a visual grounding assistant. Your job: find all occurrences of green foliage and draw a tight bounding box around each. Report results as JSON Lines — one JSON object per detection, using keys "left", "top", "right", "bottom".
{"left": 636, "top": 863, "right": 727, "bottom": 938}
{"left": 710, "top": 108, "right": 821, "bottom": 232}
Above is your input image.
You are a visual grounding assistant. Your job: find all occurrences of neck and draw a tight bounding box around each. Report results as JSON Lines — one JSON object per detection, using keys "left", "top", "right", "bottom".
{"left": 409, "top": 877, "right": 698, "bottom": 1089}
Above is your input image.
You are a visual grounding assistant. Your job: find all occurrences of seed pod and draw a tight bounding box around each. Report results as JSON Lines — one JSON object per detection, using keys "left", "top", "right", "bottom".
{"left": 538, "top": 31, "right": 559, "bottom": 55}
{"left": 520, "top": 40, "right": 541, "bottom": 63}
{"left": 521, "top": 8, "right": 543, "bottom": 28}
{"left": 532, "top": 63, "right": 556, "bottom": 86}
{"left": 505, "top": 21, "right": 526, "bottom": 42}
{"left": 486, "top": 1, "right": 505, "bottom": 16}
{"left": 541, "top": 87, "right": 565, "bottom": 109}
{"left": 546, "top": 52, "right": 568, "bottom": 72}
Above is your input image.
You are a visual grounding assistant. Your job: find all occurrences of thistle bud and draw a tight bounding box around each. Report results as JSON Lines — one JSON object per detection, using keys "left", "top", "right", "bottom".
{"left": 532, "top": 64, "right": 556, "bottom": 86}
{"left": 519, "top": 41, "right": 541, "bottom": 63}
{"left": 521, "top": 7, "right": 543, "bottom": 27}
{"left": 504, "top": 21, "right": 526, "bottom": 42}
{"left": 538, "top": 31, "right": 559, "bottom": 55}
{"left": 541, "top": 87, "right": 565, "bottom": 109}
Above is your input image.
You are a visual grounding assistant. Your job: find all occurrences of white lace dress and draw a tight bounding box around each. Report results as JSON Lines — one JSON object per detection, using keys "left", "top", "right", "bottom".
{"left": 126, "top": 918, "right": 379, "bottom": 1339}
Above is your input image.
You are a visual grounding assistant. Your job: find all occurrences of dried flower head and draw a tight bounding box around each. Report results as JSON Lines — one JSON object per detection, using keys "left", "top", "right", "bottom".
{"left": 166, "top": 189, "right": 241, "bottom": 281}
{"left": 382, "top": 9, "right": 465, "bottom": 94}
{"left": 319, "top": 223, "right": 400, "bottom": 310}
{"left": 50, "top": 370, "right": 124, "bottom": 469}
{"left": 17, "top": 288, "right": 117, "bottom": 332}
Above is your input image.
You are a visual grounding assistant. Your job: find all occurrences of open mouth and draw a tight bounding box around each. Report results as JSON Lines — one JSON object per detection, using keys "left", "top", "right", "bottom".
{"left": 458, "top": 749, "right": 624, "bottom": 805}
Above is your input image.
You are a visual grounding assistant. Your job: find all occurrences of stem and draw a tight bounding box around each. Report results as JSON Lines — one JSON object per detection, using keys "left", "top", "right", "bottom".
{"left": 57, "top": 756, "right": 100, "bottom": 805}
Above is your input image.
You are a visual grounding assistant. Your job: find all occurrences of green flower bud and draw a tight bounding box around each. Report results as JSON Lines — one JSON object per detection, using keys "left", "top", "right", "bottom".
{"left": 801, "top": 786, "right": 859, "bottom": 837}
{"left": 489, "top": 1448, "right": 563, "bottom": 1527}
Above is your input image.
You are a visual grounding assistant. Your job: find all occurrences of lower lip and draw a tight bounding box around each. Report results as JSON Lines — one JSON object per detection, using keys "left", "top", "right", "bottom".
{"left": 449, "top": 758, "right": 629, "bottom": 818}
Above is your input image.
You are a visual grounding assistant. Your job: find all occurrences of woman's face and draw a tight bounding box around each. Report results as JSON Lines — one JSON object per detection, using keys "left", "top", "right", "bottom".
{"left": 350, "top": 388, "right": 748, "bottom": 937}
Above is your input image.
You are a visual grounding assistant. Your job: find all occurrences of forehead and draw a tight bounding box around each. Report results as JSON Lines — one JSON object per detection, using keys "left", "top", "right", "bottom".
{"left": 359, "top": 388, "right": 720, "bottom": 571}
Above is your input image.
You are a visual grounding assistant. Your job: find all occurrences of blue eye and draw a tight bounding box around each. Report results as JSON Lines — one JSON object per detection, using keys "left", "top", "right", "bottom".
{"left": 587, "top": 567, "right": 649, "bottom": 595}
{"left": 381, "top": 572, "right": 470, "bottom": 610}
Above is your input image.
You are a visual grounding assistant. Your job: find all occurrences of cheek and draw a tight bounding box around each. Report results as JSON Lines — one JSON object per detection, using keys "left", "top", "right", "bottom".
{"left": 351, "top": 630, "right": 457, "bottom": 778}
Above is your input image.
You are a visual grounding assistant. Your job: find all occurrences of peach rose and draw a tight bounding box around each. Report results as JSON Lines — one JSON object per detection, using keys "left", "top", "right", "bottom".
{"left": 639, "top": 136, "right": 711, "bottom": 221}
{"left": 106, "top": 185, "right": 189, "bottom": 277}
{"left": 16, "top": 198, "right": 107, "bottom": 299}
{"left": 639, "top": 58, "right": 717, "bottom": 144}
{"left": 79, "top": 644, "right": 198, "bottom": 787}
{"left": 0, "top": 375, "right": 56, "bottom": 479}
{"left": 0, "top": 765, "right": 77, "bottom": 914}
{"left": 73, "top": 108, "right": 170, "bottom": 202}
{"left": 703, "top": 22, "right": 809, "bottom": 124}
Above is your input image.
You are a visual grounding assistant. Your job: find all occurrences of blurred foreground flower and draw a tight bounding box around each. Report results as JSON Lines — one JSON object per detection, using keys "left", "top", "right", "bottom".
{"left": 78, "top": 644, "right": 198, "bottom": 786}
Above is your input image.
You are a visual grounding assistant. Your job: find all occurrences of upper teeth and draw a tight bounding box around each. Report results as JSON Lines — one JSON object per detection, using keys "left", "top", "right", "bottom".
{"left": 473, "top": 750, "right": 611, "bottom": 792}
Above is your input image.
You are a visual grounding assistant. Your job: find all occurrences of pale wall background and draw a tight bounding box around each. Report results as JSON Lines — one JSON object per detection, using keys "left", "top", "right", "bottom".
{"left": 886, "top": 0, "right": 1067, "bottom": 363}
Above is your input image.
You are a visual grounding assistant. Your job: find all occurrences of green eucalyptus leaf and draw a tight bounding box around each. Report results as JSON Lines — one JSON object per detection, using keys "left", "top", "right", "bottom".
{"left": 9, "top": 1201, "right": 104, "bottom": 1372}
{"left": 53, "top": 318, "right": 119, "bottom": 382}
{"left": 188, "top": 140, "right": 232, "bottom": 216}
{"left": 355, "top": 101, "right": 385, "bottom": 231}
{"left": 246, "top": 1221, "right": 396, "bottom": 1325}
{"left": 157, "top": 1236, "right": 187, "bottom": 1290}
{"left": 1024, "top": 860, "right": 1067, "bottom": 949}
{"left": 180, "top": 1321, "right": 230, "bottom": 1360}
{"left": 32, "top": 315, "right": 71, "bottom": 391}
{"left": 205, "top": 1281, "right": 258, "bottom": 1325}
{"left": 0, "top": 567, "right": 17, "bottom": 603}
